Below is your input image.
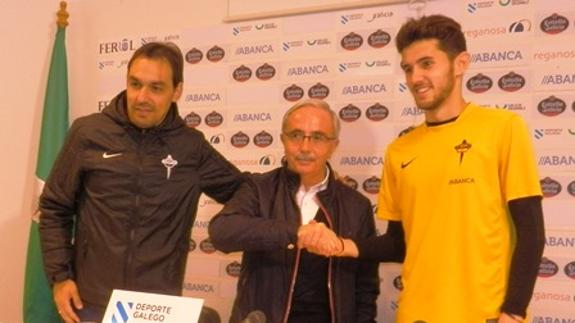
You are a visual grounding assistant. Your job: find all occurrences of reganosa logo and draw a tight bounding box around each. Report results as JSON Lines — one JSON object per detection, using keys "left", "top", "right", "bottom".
{"left": 538, "top": 96, "right": 566, "bottom": 116}
{"left": 199, "top": 238, "right": 217, "bottom": 254}
{"left": 259, "top": 154, "right": 277, "bottom": 166}
{"left": 308, "top": 83, "right": 330, "bottom": 99}
{"left": 540, "top": 13, "right": 569, "bottom": 35}
{"left": 498, "top": 71, "right": 525, "bottom": 92}
{"left": 210, "top": 134, "right": 225, "bottom": 145}
{"left": 185, "top": 48, "right": 203, "bottom": 64}
{"left": 366, "top": 103, "right": 389, "bottom": 121}
{"left": 206, "top": 45, "right": 225, "bottom": 62}
{"left": 226, "top": 261, "right": 242, "bottom": 277}
{"left": 253, "top": 131, "right": 273, "bottom": 148}
{"left": 540, "top": 177, "right": 562, "bottom": 198}
{"left": 367, "top": 29, "right": 391, "bottom": 48}
{"left": 466, "top": 73, "right": 493, "bottom": 93}
{"left": 231, "top": 132, "right": 250, "bottom": 148}
{"left": 362, "top": 176, "right": 381, "bottom": 194}
{"left": 184, "top": 112, "right": 202, "bottom": 128}
{"left": 256, "top": 63, "right": 276, "bottom": 80}
{"left": 341, "top": 32, "right": 363, "bottom": 50}
{"left": 283, "top": 84, "right": 305, "bottom": 102}
{"left": 509, "top": 19, "right": 531, "bottom": 33}
{"left": 233, "top": 65, "right": 252, "bottom": 82}
{"left": 339, "top": 104, "right": 362, "bottom": 122}
{"left": 204, "top": 111, "right": 223, "bottom": 127}
{"left": 538, "top": 257, "right": 559, "bottom": 278}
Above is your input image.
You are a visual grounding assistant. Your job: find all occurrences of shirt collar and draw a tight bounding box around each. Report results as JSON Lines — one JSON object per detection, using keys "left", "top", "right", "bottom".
{"left": 299, "top": 166, "right": 330, "bottom": 194}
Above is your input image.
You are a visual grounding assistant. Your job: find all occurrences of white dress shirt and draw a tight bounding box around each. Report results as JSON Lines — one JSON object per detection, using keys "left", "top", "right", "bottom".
{"left": 295, "top": 167, "right": 330, "bottom": 224}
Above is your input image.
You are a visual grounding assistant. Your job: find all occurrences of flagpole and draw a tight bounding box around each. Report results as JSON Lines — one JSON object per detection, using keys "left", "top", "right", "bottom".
{"left": 58, "top": 1, "right": 69, "bottom": 28}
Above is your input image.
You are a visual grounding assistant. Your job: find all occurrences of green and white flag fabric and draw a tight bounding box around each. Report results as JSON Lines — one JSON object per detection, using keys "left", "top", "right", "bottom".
{"left": 23, "top": 24, "right": 69, "bottom": 323}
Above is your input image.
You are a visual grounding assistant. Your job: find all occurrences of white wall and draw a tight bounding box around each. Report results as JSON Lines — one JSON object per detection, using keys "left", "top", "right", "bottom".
{"left": 0, "top": 1, "right": 228, "bottom": 322}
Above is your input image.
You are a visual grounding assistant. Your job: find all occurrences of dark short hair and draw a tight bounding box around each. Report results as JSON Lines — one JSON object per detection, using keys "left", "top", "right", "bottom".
{"left": 127, "top": 42, "right": 183, "bottom": 87}
{"left": 395, "top": 14, "right": 467, "bottom": 59}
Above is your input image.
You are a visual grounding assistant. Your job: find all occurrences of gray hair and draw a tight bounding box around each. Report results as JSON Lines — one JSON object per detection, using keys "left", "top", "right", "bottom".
{"left": 281, "top": 99, "right": 340, "bottom": 138}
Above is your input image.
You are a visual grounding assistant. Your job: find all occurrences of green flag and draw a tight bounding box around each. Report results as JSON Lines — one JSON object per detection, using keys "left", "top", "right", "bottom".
{"left": 23, "top": 25, "right": 69, "bottom": 323}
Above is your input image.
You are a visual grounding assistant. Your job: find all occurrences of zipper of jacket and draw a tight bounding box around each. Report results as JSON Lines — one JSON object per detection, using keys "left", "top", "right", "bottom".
{"left": 316, "top": 197, "right": 337, "bottom": 323}
{"left": 281, "top": 195, "right": 337, "bottom": 323}
{"left": 281, "top": 247, "right": 302, "bottom": 323}
{"left": 281, "top": 192, "right": 304, "bottom": 323}
{"left": 125, "top": 129, "right": 146, "bottom": 288}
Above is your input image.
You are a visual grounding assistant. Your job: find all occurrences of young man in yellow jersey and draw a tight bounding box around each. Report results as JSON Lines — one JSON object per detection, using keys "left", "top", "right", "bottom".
{"left": 299, "top": 14, "right": 545, "bottom": 323}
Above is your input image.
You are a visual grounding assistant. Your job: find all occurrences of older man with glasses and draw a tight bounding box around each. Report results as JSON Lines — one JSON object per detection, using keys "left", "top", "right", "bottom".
{"left": 209, "top": 99, "right": 379, "bottom": 323}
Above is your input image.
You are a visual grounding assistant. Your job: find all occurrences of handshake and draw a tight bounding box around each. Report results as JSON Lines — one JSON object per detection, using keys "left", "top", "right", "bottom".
{"left": 296, "top": 221, "right": 358, "bottom": 258}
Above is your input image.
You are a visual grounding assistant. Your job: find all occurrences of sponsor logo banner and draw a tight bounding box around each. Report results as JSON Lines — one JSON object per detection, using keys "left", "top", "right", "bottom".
{"left": 102, "top": 289, "right": 203, "bottom": 323}
{"left": 469, "top": 45, "right": 529, "bottom": 69}
{"left": 534, "top": 68, "right": 575, "bottom": 91}
{"left": 230, "top": 41, "right": 277, "bottom": 61}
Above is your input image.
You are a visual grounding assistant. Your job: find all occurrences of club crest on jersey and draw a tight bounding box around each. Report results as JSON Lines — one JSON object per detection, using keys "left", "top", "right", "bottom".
{"left": 162, "top": 154, "right": 178, "bottom": 179}
{"left": 454, "top": 139, "right": 472, "bottom": 165}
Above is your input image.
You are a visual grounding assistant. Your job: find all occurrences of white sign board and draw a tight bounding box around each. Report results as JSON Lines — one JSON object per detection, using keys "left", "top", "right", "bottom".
{"left": 102, "top": 289, "right": 204, "bottom": 323}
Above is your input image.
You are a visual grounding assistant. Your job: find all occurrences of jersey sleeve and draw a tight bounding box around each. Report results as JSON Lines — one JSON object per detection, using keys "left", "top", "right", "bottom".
{"left": 377, "top": 147, "right": 402, "bottom": 221}
{"left": 499, "top": 114, "right": 542, "bottom": 202}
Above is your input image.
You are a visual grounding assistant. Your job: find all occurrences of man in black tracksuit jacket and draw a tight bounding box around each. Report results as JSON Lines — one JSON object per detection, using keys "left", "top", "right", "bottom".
{"left": 209, "top": 99, "right": 379, "bottom": 323}
{"left": 39, "top": 42, "right": 242, "bottom": 322}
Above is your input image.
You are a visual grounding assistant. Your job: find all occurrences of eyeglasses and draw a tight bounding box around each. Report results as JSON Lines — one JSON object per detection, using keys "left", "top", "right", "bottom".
{"left": 282, "top": 131, "right": 337, "bottom": 145}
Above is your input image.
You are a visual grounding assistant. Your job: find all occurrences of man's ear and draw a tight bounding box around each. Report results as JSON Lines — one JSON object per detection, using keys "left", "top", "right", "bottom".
{"left": 454, "top": 51, "right": 470, "bottom": 77}
{"left": 172, "top": 82, "right": 183, "bottom": 102}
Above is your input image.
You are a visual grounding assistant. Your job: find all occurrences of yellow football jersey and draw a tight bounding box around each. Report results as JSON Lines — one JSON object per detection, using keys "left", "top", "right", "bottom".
{"left": 378, "top": 103, "right": 542, "bottom": 322}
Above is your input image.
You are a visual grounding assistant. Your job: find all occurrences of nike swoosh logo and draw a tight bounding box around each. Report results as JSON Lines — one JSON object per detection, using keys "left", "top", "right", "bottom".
{"left": 102, "top": 152, "right": 123, "bottom": 159}
{"left": 401, "top": 157, "right": 416, "bottom": 169}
